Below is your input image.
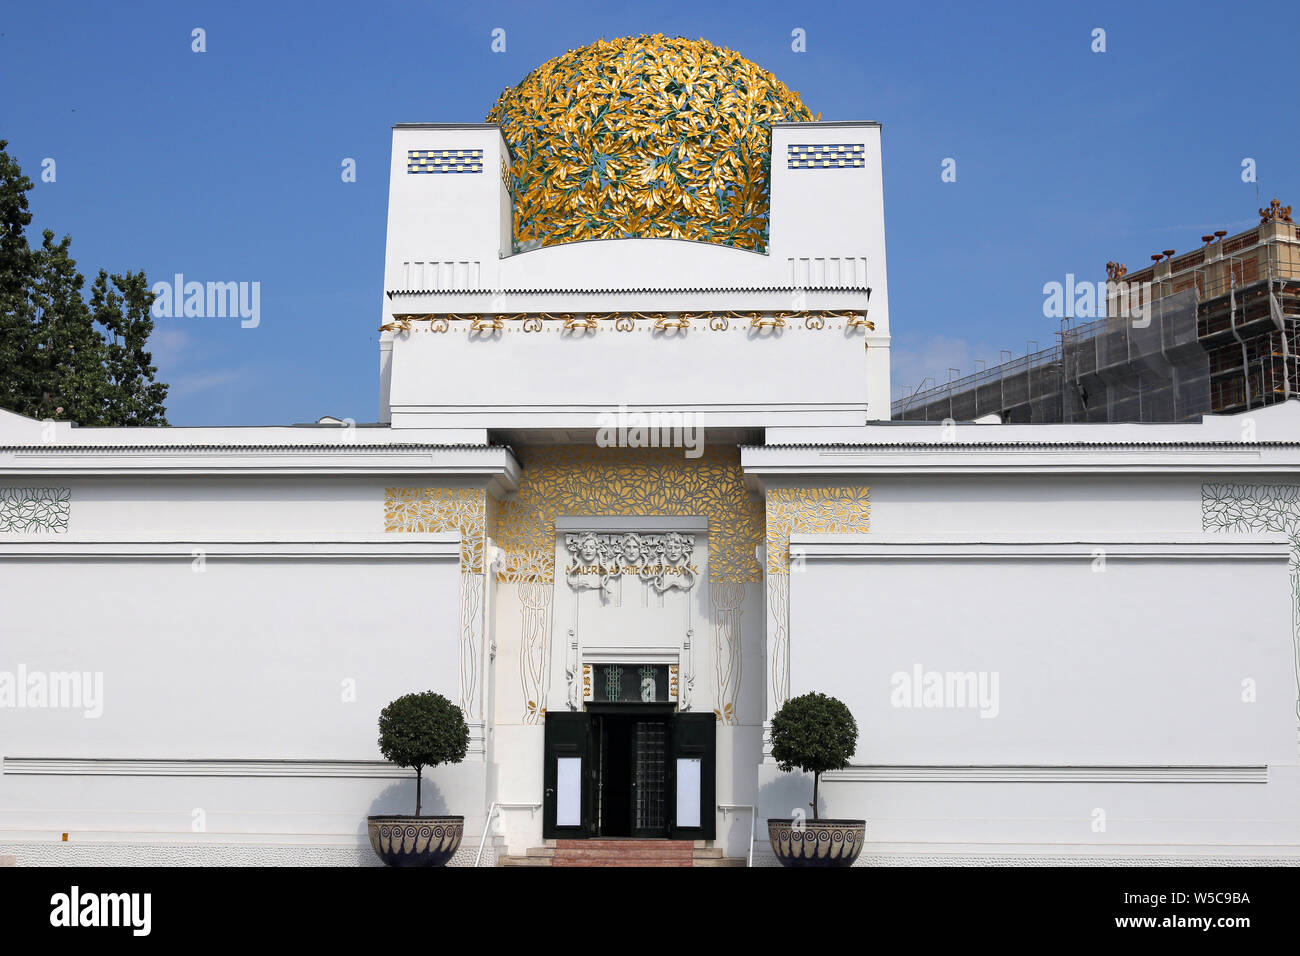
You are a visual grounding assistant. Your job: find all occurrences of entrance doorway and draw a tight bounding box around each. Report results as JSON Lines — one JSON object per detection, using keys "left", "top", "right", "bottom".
{"left": 543, "top": 709, "right": 716, "bottom": 840}
{"left": 593, "top": 710, "right": 670, "bottom": 837}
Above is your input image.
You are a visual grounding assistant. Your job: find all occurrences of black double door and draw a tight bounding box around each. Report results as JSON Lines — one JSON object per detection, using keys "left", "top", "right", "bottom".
{"left": 543, "top": 709, "right": 715, "bottom": 840}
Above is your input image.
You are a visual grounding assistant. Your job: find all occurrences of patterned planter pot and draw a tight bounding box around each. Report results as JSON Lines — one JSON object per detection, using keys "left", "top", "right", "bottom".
{"left": 768, "top": 819, "right": 865, "bottom": 868}
{"left": 367, "top": 815, "right": 464, "bottom": 867}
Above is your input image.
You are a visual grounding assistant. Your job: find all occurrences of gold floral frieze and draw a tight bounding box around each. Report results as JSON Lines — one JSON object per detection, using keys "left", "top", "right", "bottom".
{"left": 765, "top": 486, "right": 870, "bottom": 574}
{"left": 384, "top": 487, "right": 487, "bottom": 574}
{"left": 379, "top": 311, "right": 871, "bottom": 334}
{"left": 496, "top": 445, "right": 763, "bottom": 585}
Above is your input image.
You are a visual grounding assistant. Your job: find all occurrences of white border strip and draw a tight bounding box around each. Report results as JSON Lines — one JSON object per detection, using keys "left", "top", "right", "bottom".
{"left": 823, "top": 765, "right": 1268, "bottom": 784}
{"left": 555, "top": 515, "right": 707, "bottom": 532}
{"left": 790, "top": 534, "right": 1291, "bottom": 562}
{"left": 2, "top": 758, "right": 415, "bottom": 778}
{"left": 0, "top": 533, "right": 461, "bottom": 560}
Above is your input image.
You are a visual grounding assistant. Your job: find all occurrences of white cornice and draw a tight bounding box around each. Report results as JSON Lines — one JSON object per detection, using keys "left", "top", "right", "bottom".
{"left": 0, "top": 534, "right": 461, "bottom": 559}
{"left": 789, "top": 534, "right": 1292, "bottom": 562}
{"left": 743, "top": 444, "right": 1300, "bottom": 477}
{"left": 2, "top": 758, "right": 415, "bottom": 777}
{"left": 822, "top": 765, "right": 1267, "bottom": 783}
{"left": 554, "top": 515, "right": 708, "bottom": 532}
{"left": 0, "top": 446, "right": 521, "bottom": 490}
{"left": 3, "top": 734, "right": 490, "bottom": 775}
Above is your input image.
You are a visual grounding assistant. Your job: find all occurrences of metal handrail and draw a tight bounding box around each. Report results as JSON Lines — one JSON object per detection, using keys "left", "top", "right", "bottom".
{"left": 718, "top": 804, "right": 756, "bottom": 868}
{"left": 473, "top": 801, "right": 543, "bottom": 867}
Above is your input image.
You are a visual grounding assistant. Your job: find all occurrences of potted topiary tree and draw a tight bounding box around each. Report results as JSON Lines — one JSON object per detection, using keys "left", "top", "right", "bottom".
{"left": 367, "top": 690, "right": 470, "bottom": 867}
{"left": 767, "top": 691, "right": 864, "bottom": 867}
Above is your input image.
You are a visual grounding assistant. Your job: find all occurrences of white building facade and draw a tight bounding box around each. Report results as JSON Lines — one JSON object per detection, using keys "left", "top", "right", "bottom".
{"left": 2, "top": 112, "right": 1298, "bottom": 865}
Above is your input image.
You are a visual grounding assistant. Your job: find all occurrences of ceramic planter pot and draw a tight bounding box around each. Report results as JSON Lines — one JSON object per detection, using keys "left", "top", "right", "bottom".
{"left": 367, "top": 815, "right": 464, "bottom": 867}
{"left": 768, "top": 818, "right": 865, "bottom": 867}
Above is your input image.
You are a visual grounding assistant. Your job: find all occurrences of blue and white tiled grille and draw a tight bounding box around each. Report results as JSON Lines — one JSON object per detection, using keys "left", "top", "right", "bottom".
{"left": 787, "top": 144, "right": 866, "bottom": 169}
{"left": 407, "top": 149, "right": 484, "bottom": 174}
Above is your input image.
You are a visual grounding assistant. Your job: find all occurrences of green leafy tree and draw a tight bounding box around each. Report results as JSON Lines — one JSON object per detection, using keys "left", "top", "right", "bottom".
{"left": 377, "top": 692, "right": 469, "bottom": 816}
{"left": 91, "top": 268, "right": 168, "bottom": 425}
{"left": 0, "top": 140, "right": 37, "bottom": 414}
{"left": 770, "top": 691, "right": 858, "bottom": 821}
{"left": 0, "top": 140, "right": 167, "bottom": 424}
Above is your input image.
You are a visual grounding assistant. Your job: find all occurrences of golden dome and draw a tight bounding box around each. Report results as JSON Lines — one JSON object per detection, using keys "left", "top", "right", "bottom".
{"left": 486, "top": 35, "right": 817, "bottom": 253}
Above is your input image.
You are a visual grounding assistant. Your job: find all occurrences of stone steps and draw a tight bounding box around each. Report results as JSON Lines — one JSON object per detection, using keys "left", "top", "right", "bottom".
{"left": 554, "top": 839, "right": 694, "bottom": 867}
{"left": 498, "top": 838, "right": 746, "bottom": 867}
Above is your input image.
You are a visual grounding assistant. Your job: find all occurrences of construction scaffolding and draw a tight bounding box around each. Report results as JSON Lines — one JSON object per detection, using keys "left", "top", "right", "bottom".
{"left": 893, "top": 221, "right": 1300, "bottom": 423}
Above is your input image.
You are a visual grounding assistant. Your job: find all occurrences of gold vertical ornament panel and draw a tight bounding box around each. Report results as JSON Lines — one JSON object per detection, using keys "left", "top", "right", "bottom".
{"left": 764, "top": 486, "right": 869, "bottom": 710}
{"left": 486, "top": 34, "right": 818, "bottom": 252}
{"left": 494, "top": 445, "right": 764, "bottom": 585}
{"left": 385, "top": 488, "right": 490, "bottom": 719}
{"left": 711, "top": 580, "right": 746, "bottom": 724}
{"left": 518, "top": 581, "right": 552, "bottom": 725}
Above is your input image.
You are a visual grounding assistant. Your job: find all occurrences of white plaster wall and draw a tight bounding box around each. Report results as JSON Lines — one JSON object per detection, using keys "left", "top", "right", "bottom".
{"left": 755, "top": 764, "right": 1300, "bottom": 863}
{"left": 55, "top": 476, "right": 386, "bottom": 535}
{"left": 0, "top": 546, "right": 489, "bottom": 853}
{"left": 765, "top": 537, "right": 1299, "bottom": 851}
{"left": 383, "top": 124, "right": 511, "bottom": 296}
{"left": 387, "top": 319, "right": 871, "bottom": 430}
{"left": 383, "top": 122, "right": 886, "bottom": 302}
{"left": 488, "top": 556, "right": 767, "bottom": 855}
{"left": 487, "top": 578, "right": 547, "bottom": 852}
{"left": 770, "top": 123, "right": 890, "bottom": 414}
{"left": 866, "top": 474, "right": 1205, "bottom": 536}
{"left": 788, "top": 548, "right": 1293, "bottom": 766}
{"left": 546, "top": 529, "right": 710, "bottom": 715}
{"left": 380, "top": 121, "right": 890, "bottom": 427}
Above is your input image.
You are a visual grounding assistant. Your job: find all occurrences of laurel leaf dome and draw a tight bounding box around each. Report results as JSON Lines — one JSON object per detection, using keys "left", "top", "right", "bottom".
{"left": 486, "top": 35, "right": 817, "bottom": 252}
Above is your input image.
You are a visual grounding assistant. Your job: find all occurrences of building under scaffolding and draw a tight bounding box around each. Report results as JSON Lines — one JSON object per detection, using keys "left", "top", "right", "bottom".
{"left": 893, "top": 207, "right": 1300, "bottom": 423}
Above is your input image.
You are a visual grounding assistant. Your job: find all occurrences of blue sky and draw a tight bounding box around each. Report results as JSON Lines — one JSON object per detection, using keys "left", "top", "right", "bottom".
{"left": 2, "top": 0, "right": 1295, "bottom": 424}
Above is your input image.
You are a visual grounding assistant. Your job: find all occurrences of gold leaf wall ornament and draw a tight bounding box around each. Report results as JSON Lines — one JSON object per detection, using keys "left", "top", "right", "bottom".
{"left": 385, "top": 487, "right": 488, "bottom": 574}
{"left": 495, "top": 445, "right": 764, "bottom": 586}
{"left": 765, "top": 486, "right": 870, "bottom": 574}
{"left": 486, "top": 34, "right": 817, "bottom": 254}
